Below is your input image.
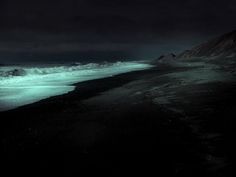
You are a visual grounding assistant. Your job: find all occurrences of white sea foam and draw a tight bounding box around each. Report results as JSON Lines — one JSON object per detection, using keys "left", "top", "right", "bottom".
{"left": 0, "top": 61, "right": 152, "bottom": 111}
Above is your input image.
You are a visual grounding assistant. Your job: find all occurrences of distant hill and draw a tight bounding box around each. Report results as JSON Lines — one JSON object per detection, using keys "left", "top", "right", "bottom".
{"left": 151, "top": 53, "right": 176, "bottom": 64}
{"left": 158, "top": 53, "right": 176, "bottom": 60}
{"left": 178, "top": 30, "right": 236, "bottom": 58}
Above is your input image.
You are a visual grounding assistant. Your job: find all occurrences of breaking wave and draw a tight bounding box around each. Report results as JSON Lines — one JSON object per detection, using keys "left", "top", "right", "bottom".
{"left": 0, "top": 62, "right": 134, "bottom": 77}
{"left": 0, "top": 61, "right": 152, "bottom": 111}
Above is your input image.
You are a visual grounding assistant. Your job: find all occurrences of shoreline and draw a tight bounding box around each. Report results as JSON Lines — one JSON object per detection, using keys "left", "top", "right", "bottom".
{"left": 0, "top": 61, "right": 152, "bottom": 112}
{"left": 0, "top": 66, "right": 156, "bottom": 113}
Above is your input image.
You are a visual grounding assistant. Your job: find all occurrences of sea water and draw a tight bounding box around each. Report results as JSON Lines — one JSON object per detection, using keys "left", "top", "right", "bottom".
{"left": 0, "top": 61, "right": 152, "bottom": 111}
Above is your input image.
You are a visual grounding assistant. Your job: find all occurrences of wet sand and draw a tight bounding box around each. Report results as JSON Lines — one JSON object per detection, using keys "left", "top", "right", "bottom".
{"left": 1, "top": 60, "right": 234, "bottom": 177}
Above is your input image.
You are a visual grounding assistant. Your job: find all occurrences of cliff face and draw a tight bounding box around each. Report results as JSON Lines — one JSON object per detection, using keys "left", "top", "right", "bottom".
{"left": 178, "top": 30, "right": 236, "bottom": 58}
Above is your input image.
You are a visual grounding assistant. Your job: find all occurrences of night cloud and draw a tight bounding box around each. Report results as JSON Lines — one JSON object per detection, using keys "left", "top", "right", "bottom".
{"left": 0, "top": 0, "right": 236, "bottom": 62}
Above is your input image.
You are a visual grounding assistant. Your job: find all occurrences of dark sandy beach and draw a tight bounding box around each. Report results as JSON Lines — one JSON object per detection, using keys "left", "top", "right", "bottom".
{"left": 1, "top": 60, "right": 234, "bottom": 177}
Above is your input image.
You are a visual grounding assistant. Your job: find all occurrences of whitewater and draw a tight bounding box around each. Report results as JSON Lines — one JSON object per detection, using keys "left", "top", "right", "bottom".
{"left": 0, "top": 61, "right": 152, "bottom": 111}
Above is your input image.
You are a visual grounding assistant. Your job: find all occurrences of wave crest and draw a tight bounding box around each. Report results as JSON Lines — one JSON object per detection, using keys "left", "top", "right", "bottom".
{"left": 0, "top": 62, "right": 127, "bottom": 78}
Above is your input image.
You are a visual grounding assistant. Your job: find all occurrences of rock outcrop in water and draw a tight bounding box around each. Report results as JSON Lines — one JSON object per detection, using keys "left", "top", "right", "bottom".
{"left": 10, "top": 69, "right": 27, "bottom": 76}
{"left": 0, "top": 68, "right": 26, "bottom": 77}
{"left": 178, "top": 30, "right": 236, "bottom": 58}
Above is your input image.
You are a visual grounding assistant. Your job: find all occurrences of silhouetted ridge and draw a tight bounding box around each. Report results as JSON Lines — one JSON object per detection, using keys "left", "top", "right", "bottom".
{"left": 178, "top": 30, "right": 236, "bottom": 58}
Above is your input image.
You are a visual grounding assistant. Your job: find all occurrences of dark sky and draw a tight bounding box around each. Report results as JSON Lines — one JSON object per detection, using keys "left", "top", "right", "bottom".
{"left": 0, "top": 0, "right": 236, "bottom": 62}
